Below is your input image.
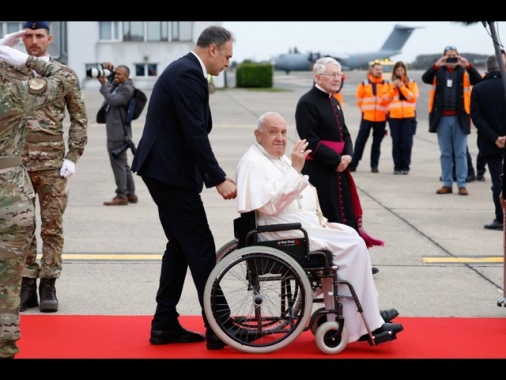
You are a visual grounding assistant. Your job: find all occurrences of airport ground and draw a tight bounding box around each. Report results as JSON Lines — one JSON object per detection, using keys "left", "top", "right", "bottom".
{"left": 22, "top": 69, "right": 506, "bottom": 321}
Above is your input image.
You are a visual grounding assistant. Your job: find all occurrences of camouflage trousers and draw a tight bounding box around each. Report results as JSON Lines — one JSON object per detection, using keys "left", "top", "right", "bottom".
{"left": 0, "top": 199, "right": 35, "bottom": 358}
{"left": 23, "top": 169, "right": 68, "bottom": 280}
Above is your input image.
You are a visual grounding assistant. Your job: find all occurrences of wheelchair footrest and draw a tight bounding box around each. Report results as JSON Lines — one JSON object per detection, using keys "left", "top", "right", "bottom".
{"left": 369, "top": 330, "right": 397, "bottom": 346}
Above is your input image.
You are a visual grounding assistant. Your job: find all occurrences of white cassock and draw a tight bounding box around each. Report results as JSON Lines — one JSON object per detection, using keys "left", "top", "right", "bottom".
{"left": 236, "top": 142, "right": 385, "bottom": 342}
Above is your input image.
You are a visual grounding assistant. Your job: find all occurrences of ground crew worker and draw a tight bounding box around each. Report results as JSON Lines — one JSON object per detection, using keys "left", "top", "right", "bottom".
{"left": 382, "top": 61, "right": 419, "bottom": 174}
{"left": 349, "top": 61, "right": 389, "bottom": 173}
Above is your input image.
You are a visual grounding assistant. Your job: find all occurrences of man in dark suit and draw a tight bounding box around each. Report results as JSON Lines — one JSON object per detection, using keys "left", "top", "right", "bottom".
{"left": 471, "top": 54, "right": 506, "bottom": 230}
{"left": 131, "top": 25, "right": 236, "bottom": 350}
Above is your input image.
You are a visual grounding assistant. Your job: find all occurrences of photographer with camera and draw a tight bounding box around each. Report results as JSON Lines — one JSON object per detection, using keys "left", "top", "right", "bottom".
{"left": 98, "top": 63, "right": 138, "bottom": 206}
{"left": 422, "top": 45, "right": 482, "bottom": 196}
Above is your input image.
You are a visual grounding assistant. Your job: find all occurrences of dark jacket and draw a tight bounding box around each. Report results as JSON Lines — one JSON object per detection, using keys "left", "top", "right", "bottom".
{"left": 422, "top": 64, "right": 482, "bottom": 133}
{"left": 99, "top": 78, "right": 134, "bottom": 145}
{"left": 131, "top": 53, "right": 226, "bottom": 193}
{"left": 470, "top": 71, "right": 506, "bottom": 156}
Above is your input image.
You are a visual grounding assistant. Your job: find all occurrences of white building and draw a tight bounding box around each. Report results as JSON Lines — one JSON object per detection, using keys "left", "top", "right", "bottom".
{"left": 0, "top": 21, "right": 226, "bottom": 90}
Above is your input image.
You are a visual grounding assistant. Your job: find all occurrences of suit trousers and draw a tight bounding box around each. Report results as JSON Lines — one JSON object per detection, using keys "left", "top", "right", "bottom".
{"left": 142, "top": 176, "right": 217, "bottom": 331}
{"left": 108, "top": 144, "right": 135, "bottom": 198}
{"left": 482, "top": 153, "right": 503, "bottom": 221}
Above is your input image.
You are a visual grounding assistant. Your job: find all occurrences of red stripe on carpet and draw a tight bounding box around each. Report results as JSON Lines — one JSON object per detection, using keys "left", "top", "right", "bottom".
{"left": 16, "top": 315, "right": 506, "bottom": 359}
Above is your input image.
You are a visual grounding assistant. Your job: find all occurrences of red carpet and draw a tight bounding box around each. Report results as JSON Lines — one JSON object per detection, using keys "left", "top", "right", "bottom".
{"left": 15, "top": 315, "right": 506, "bottom": 359}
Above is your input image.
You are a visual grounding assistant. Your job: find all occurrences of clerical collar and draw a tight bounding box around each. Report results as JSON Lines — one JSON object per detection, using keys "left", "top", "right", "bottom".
{"left": 254, "top": 142, "right": 291, "bottom": 173}
{"left": 315, "top": 83, "right": 332, "bottom": 98}
{"left": 255, "top": 142, "right": 275, "bottom": 158}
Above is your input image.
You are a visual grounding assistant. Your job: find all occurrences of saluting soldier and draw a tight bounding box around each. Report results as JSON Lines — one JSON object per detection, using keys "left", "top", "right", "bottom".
{"left": 18, "top": 21, "right": 88, "bottom": 313}
{"left": 0, "top": 35, "right": 78, "bottom": 359}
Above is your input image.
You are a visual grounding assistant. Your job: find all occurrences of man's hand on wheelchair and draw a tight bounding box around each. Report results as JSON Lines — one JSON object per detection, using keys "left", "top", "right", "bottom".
{"left": 217, "top": 177, "right": 237, "bottom": 200}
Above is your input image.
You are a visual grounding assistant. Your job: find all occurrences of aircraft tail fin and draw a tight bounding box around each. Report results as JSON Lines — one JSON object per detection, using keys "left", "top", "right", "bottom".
{"left": 380, "top": 24, "right": 418, "bottom": 52}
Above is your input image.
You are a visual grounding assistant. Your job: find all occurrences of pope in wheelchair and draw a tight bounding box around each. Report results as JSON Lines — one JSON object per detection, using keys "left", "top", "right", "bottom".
{"left": 203, "top": 112, "right": 404, "bottom": 354}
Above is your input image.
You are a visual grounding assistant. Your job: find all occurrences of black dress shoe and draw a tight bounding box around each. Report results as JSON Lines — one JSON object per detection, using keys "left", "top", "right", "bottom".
{"left": 382, "top": 322, "right": 403, "bottom": 334}
{"left": 466, "top": 174, "right": 476, "bottom": 182}
{"left": 150, "top": 327, "right": 205, "bottom": 345}
{"left": 380, "top": 308, "right": 399, "bottom": 323}
{"left": 206, "top": 329, "right": 226, "bottom": 350}
{"left": 358, "top": 322, "right": 404, "bottom": 342}
{"left": 484, "top": 219, "right": 503, "bottom": 230}
{"left": 372, "top": 267, "right": 379, "bottom": 275}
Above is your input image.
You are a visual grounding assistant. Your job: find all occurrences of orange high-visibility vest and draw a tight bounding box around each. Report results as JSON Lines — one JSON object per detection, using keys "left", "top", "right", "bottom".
{"left": 356, "top": 74, "right": 389, "bottom": 122}
{"left": 384, "top": 79, "right": 419, "bottom": 119}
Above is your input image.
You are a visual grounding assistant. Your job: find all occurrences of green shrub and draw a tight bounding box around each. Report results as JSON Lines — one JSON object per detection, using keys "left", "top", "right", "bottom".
{"left": 236, "top": 63, "right": 273, "bottom": 88}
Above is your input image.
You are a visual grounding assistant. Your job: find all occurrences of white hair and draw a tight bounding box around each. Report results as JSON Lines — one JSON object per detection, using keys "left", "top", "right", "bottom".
{"left": 313, "top": 57, "right": 341, "bottom": 75}
{"left": 257, "top": 111, "right": 284, "bottom": 130}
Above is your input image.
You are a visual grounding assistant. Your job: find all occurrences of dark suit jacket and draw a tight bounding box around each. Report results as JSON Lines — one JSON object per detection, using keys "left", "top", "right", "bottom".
{"left": 131, "top": 53, "right": 226, "bottom": 193}
{"left": 471, "top": 71, "right": 506, "bottom": 157}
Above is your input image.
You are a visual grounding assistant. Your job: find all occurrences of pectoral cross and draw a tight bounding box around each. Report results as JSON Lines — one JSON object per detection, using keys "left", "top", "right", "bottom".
{"left": 297, "top": 194, "right": 303, "bottom": 209}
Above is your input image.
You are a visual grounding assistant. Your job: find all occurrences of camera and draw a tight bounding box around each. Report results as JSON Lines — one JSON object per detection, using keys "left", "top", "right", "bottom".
{"left": 111, "top": 139, "right": 136, "bottom": 159}
{"left": 86, "top": 64, "right": 115, "bottom": 78}
{"left": 446, "top": 57, "right": 458, "bottom": 63}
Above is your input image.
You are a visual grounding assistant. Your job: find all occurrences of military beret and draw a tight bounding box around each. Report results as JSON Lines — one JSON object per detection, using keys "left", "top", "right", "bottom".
{"left": 23, "top": 21, "right": 50, "bottom": 30}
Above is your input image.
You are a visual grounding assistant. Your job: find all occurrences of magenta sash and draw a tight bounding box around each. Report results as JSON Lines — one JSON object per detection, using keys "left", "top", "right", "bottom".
{"left": 306, "top": 139, "right": 384, "bottom": 248}
{"left": 305, "top": 140, "right": 344, "bottom": 160}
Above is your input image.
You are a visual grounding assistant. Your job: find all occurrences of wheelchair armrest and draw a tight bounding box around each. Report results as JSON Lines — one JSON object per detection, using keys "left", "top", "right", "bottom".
{"left": 256, "top": 223, "right": 302, "bottom": 232}
{"left": 245, "top": 223, "right": 310, "bottom": 256}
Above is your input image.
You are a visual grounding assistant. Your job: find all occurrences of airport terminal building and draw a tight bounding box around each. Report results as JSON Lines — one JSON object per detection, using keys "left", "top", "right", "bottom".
{"left": 0, "top": 21, "right": 226, "bottom": 90}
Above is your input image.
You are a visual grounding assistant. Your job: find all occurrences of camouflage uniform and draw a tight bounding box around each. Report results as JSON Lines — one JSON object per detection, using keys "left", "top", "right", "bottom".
{"left": 21, "top": 58, "right": 87, "bottom": 282}
{"left": 0, "top": 57, "right": 76, "bottom": 358}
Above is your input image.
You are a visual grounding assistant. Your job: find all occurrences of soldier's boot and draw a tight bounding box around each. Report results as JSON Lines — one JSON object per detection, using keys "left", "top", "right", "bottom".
{"left": 39, "top": 278, "right": 58, "bottom": 313}
{"left": 20, "top": 278, "right": 39, "bottom": 312}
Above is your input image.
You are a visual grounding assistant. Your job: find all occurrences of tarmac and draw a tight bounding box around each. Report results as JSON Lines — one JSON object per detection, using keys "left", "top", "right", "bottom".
{"left": 22, "top": 69, "right": 506, "bottom": 320}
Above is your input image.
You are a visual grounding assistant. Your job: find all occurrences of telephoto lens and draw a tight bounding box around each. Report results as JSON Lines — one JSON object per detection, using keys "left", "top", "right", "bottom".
{"left": 86, "top": 67, "right": 114, "bottom": 78}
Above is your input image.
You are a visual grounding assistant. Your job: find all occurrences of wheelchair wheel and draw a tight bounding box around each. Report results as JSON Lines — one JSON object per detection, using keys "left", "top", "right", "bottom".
{"left": 310, "top": 308, "right": 326, "bottom": 336}
{"left": 216, "top": 239, "right": 238, "bottom": 262}
{"left": 204, "top": 246, "right": 313, "bottom": 354}
{"left": 315, "top": 321, "right": 348, "bottom": 355}
{"left": 218, "top": 240, "right": 305, "bottom": 332}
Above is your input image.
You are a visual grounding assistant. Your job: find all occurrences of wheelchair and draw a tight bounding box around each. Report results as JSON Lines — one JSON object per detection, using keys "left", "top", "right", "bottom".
{"left": 203, "top": 212, "right": 397, "bottom": 354}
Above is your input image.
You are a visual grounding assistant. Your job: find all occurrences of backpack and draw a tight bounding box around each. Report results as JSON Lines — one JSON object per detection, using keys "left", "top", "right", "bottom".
{"left": 96, "top": 87, "right": 147, "bottom": 125}
{"left": 125, "top": 88, "right": 147, "bottom": 125}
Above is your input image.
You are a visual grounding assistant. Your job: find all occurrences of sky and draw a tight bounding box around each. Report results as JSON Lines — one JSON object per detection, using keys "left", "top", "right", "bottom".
{"left": 222, "top": 21, "right": 506, "bottom": 65}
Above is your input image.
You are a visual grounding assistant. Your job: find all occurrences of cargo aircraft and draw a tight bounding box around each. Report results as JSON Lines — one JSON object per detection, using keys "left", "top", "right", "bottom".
{"left": 273, "top": 24, "right": 420, "bottom": 73}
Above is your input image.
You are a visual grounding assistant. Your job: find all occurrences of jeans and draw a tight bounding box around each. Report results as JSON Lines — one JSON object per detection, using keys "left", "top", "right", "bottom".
{"left": 437, "top": 116, "right": 468, "bottom": 188}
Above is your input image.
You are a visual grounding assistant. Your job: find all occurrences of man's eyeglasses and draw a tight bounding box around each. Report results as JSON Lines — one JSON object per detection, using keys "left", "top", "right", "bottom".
{"left": 320, "top": 73, "right": 342, "bottom": 78}
{"left": 444, "top": 45, "right": 457, "bottom": 51}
